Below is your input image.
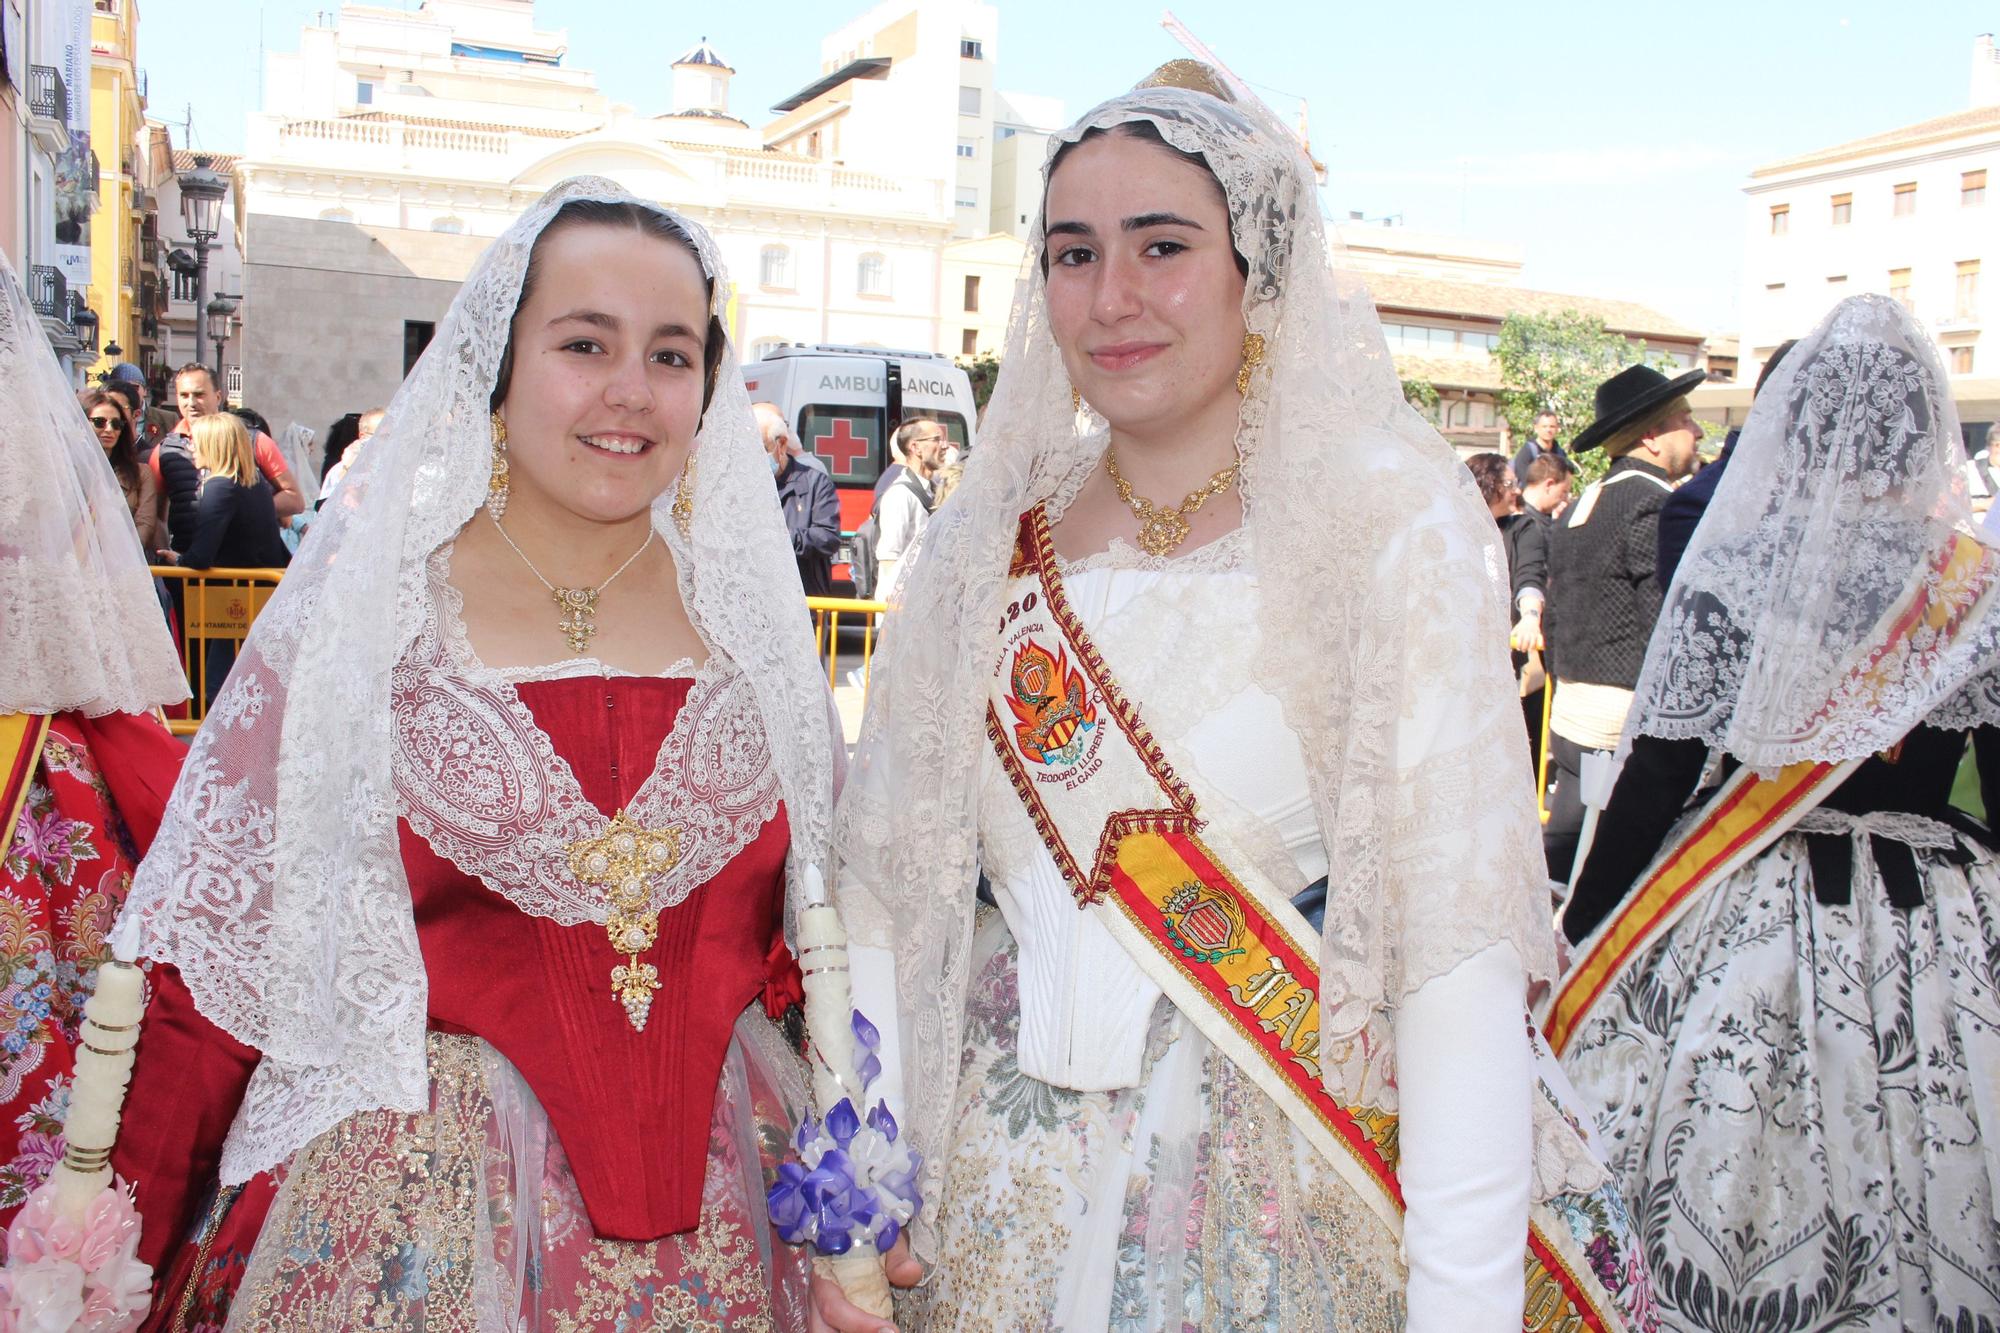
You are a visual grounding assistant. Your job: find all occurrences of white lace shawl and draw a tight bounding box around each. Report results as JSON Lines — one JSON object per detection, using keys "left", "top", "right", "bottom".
{"left": 832, "top": 79, "right": 1553, "bottom": 1260}
{"left": 112, "top": 178, "right": 838, "bottom": 1183}
{"left": 1629, "top": 295, "right": 2000, "bottom": 762}
{"left": 0, "top": 250, "right": 188, "bottom": 715}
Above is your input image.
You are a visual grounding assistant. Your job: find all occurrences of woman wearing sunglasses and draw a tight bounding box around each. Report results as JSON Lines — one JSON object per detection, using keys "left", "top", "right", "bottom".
{"left": 79, "top": 386, "right": 163, "bottom": 558}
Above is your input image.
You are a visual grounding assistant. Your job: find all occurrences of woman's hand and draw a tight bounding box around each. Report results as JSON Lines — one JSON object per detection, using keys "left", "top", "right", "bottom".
{"left": 807, "top": 1235, "right": 923, "bottom": 1332}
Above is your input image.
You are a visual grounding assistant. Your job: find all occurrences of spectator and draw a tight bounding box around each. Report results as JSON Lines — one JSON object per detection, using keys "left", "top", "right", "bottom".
{"left": 872, "top": 417, "right": 945, "bottom": 504}
{"left": 1655, "top": 338, "right": 1798, "bottom": 590}
{"left": 1541, "top": 363, "right": 1705, "bottom": 882}
{"left": 1511, "top": 409, "right": 1573, "bottom": 485}
{"left": 320, "top": 406, "right": 385, "bottom": 499}
{"left": 320, "top": 411, "right": 362, "bottom": 484}
{"left": 1520, "top": 451, "right": 1574, "bottom": 520}
{"left": 80, "top": 387, "right": 163, "bottom": 558}
{"left": 875, "top": 417, "right": 944, "bottom": 598}
{"left": 931, "top": 461, "right": 965, "bottom": 508}
{"left": 753, "top": 401, "right": 840, "bottom": 596}
{"left": 1468, "top": 452, "right": 1550, "bottom": 772}
{"left": 156, "top": 364, "right": 304, "bottom": 523}
{"left": 183, "top": 412, "right": 291, "bottom": 707}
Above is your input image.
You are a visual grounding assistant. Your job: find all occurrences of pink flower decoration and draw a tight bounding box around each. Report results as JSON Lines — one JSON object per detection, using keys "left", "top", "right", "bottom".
{"left": 0, "top": 1183, "right": 151, "bottom": 1333}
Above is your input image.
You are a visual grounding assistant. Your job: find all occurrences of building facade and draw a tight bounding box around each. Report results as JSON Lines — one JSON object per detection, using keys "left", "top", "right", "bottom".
{"left": 85, "top": 0, "right": 143, "bottom": 378}
{"left": 5, "top": 0, "right": 99, "bottom": 377}
{"left": 234, "top": 0, "right": 1013, "bottom": 437}
{"left": 1737, "top": 33, "right": 1999, "bottom": 444}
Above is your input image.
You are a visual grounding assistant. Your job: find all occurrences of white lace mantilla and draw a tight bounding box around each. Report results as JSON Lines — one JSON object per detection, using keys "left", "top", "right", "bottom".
{"left": 392, "top": 574, "right": 780, "bottom": 927}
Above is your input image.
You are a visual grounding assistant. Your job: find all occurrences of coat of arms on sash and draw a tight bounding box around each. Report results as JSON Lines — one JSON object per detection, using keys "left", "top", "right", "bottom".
{"left": 1003, "top": 639, "right": 1099, "bottom": 768}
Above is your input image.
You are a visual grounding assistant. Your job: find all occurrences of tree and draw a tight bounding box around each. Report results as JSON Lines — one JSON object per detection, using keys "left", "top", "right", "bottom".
{"left": 1493, "top": 311, "right": 1675, "bottom": 483}
{"left": 1401, "top": 376, "right": 1439, "bottom": 419}
{"left": 957, "top": 353, "right": 1002, "bottom": 413}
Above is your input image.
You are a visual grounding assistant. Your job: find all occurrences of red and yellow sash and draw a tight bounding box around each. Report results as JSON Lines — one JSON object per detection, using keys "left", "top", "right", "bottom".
{"left": 987, "top": 508, "right": 1620, "bottom": 1331}
{"left": 1547, "top": 531, "right": 2000, "bottom": 1056}
{"left": 0, "top": 713, "right": 52, "bottom": 855}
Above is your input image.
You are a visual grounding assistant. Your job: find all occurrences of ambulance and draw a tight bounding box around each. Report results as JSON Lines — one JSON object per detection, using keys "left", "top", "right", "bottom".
{"left": 741, "top": 344, "right": 978, "bottom": 544}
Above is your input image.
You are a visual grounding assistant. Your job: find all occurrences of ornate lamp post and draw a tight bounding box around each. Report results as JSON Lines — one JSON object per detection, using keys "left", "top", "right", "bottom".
{"left": 206, "top": 294, "right": 241, "bottom": 388}
{"left": 176, "top": 155, "right": 228, "bottom": 368}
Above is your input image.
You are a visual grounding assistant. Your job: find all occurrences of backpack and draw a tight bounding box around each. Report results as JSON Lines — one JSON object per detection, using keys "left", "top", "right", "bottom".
{"left": 850, "top": 473, "right": 932, "bottom": 600}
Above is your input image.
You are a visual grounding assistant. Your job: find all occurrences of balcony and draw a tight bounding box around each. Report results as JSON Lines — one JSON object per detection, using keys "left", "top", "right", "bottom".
{"left": 27, "top": 67, "right": 70, "bottom": 155}
{"left": 28, "top": 266, "right": 82, "bottom": 351}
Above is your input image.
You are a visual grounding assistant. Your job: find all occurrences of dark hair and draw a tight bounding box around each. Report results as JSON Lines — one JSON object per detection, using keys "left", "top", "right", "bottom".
{"left": 1042, "top": 121, "right": 1250, "bottom": 280}
{"left": 229, "top": 405, "right": 271, "bottom": 438}
{"left": 489, "top": 199, "right": 726, "bottom": 419}
{"left": 321, "top": 412, "right": 361, "bottom": 480}
{"left": 1753, "top": 338, "right": 1799, "bottom": 397}
{"left": 1464, "top": 451, "right": 1514, "bottom": 507}
{"left": 103, "top": 379, "right": 143, "bottom": 418}
{"left": 1533, "top": 409, "right": 1559, "bottom": 423}
{"left": 79, "top": 387, "right": 141, "bottom": 500}
{"left": 1522, "top": 451, "right": 1574, "bottom": 488}
{"left": 175, "top": 363, "right": 218, "bottom": 393}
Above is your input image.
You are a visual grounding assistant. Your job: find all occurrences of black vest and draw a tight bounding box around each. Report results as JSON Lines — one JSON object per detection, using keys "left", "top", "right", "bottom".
{"left": 1544, "top": 457, "right": 1672, "bottom": 689}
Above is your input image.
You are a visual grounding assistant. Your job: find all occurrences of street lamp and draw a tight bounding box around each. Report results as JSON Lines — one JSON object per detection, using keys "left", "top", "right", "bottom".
{"left": 72, "top": 304, "right": 98, "bottom": 354}
{"left": 206, "top": 294, "right": 239, "bottom": 381}
{"left": 177, "top": 154, "right": 228, "bottom": 368}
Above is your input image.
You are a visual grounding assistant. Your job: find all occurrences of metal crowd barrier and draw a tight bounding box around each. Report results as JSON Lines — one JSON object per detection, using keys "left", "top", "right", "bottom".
{"left": 149, "top": 569, "right": 892, "bottom": 736}
{"left": 149, "top": 566, "right": 286, "bottom": 736}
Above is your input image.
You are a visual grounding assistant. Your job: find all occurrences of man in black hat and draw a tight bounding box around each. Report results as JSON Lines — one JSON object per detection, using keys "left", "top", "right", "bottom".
{"left": 1541, "top": 363, "right": 1705, "bottom": 884}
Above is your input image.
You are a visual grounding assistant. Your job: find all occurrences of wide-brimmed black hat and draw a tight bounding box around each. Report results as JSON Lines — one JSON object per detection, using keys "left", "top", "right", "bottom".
{"left": 1570, "top": 364, "right": 1707, "bottom": 453}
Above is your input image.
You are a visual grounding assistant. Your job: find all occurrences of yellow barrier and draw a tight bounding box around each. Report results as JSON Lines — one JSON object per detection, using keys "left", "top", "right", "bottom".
{"left": 806, "top": 595, "right": 888, "bottom": 710}
{"left": 1537, "top": 678, "right": 1555, "bottom": 825}
{"left": 149, "top": 566, "right": 286, "bottom": 736}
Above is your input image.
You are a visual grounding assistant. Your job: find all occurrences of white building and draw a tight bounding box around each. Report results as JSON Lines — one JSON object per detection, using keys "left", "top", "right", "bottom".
{"left": 237, "top": 0, "right": 981, "bottom": 438}
{"left": 1737, "top": 33, "right": 2000, "bottom": 445}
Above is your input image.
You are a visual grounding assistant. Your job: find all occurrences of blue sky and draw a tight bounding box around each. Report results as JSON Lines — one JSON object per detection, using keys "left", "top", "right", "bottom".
{"left": 143, "top": 1, "right": 1995, "bottom": 333}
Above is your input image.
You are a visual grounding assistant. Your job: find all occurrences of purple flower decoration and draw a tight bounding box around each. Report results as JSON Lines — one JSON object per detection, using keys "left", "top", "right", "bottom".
{"left": 852, "top": 1008, "right": 882, "bottom": 1089}
{"left": 866, "top": 1100, "right": 897, "bottom": 1142}
{"left": 825, "top": 1098, "right": 861, "bottom": 1148}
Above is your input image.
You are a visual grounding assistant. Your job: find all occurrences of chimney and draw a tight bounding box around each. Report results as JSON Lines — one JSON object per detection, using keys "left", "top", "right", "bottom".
{"left": 1975, "top": 33, "right": 2000, "bottom": 108}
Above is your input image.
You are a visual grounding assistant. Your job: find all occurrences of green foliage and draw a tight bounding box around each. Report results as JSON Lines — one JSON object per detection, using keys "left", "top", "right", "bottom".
{"left": 957, "top": 353, "right": 1002, "bottom": 412}
{"left": 1401, "top": 377, "right": 1439, "bottom": 417}
{"left": 1494, "top": 311, "right": 1675, "bottom": 484}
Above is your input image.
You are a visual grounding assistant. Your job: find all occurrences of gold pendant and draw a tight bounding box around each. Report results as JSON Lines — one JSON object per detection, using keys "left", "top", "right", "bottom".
{"left": 1136, "top": 509, "right": 1191, "bottom": 558}
{"left": 552, "top": 586, "right": 600, "bottom": 655}
{"left": 567, "top": 811, "right": 683, "bottom": 1032}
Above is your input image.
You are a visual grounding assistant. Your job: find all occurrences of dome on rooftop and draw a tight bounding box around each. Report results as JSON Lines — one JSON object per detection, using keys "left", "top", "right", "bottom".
{"left": 672, "top": 39, "right": 733, "bottom": 73}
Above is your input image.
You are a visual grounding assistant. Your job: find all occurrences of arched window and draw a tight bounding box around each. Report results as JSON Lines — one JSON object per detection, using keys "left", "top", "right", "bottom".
{"left": 430, "top": 215, "right": 465, "bottom": 235}
{"left": 857, "top": 252, "right": 888, "bottom": 296}
{"left": 760, "top": 245, "right": 791, "bottom": 289}
{"left": 318, "top": 207, "right": 355, "bottom": 223}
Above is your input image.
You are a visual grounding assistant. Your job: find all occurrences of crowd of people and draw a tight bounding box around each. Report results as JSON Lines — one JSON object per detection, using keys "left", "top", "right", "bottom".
{"left": 0, "top": 55, "right": 1995, "bottom": 1333}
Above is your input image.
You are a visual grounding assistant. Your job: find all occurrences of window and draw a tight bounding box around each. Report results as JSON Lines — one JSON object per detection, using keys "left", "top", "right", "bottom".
{"left": 797, "top": 404, "right": 885, "bottom": 484}
{"left": 960, "top": 38, "right": 983, "bottom": 59}
{"left": 955, "top": 187, "right": 978, "bottom": 210}
{"left": 429, "top": 216, "right": 464, "bottom": 234}
{"left": 857, "top": 252, "right": 888, "bottom": 296}
{"left": 748, "top": 337, "right": 786, "bottom": 362}
{"left": 958, "top": 86, "right": 981, "bottom": 115}
{"left": 1830, "top": 192, "right": 1852, "bottom": 224}
{"left": 403, "top": 320, "right": 435, "bottom": 377}
{"left": 1957, "top": 260, "right": 1980, "bottom": 318}
{"left": 963, "top": 274, "right": 980, "bottom": 311}
{"left": 1889, "top": 267, "right": 1913, "bottom": 311}
{"left": 1893, "top": 182, "right": 1917, "bottom": 216}
{"left": 1769, "top": 204, "right": 1789, "bottom": 235}
{"left": 760, "top": 244, "right": 791, "bottom": 290}
{"left": 356, "top": 80, "right": 374, "bottom": 105}
{"left": 807, "top": 130, "right": 821, "bottom": 158}
{"left": 1964, "top": 170, "right": 1987, "bottom": 206}
{"left": 956, "top": 138, "right": 977, "bottom": 159}
{"left": 1951, "top": 346, "right": 1975, "bottom": 374}
{"left": 318, "top": 207, "right": 354, "bottom": 223}
{"left": 961, "top": 328, "right": 978, "bottom": 355}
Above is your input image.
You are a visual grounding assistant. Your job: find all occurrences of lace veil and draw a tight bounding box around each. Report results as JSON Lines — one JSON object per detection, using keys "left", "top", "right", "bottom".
{"left": 1629, "top": 294, "right": 2000, "bottom": 763}
{"left": 112, "top": 177, "right": 837, "bottom": 1183}
{"left": 0, "top": 250, "right": 188, "bottom": 715}
{"left": 833, "top": 70, "right": 1552, "bottom": 1255}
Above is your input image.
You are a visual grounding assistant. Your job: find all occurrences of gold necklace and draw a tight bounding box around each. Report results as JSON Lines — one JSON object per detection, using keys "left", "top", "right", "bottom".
{"left": 492, "top": 517, "right": 655, "bottom": 655}
{"left": 1103, "top": 444, "right": 1240, "bottom": 558}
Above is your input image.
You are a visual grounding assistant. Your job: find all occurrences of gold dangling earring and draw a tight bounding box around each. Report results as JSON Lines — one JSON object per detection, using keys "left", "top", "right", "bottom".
{"left": 1236, "top": 332, "right": 1266, "bottom": 397}
{"left": 1071, "top": 387, "right": 1083, "bottom": 413}
{"left": 486, "top": 410, "right": 510, "bottom": 519}
{"left": 671, "top": 453, "right": 696, "bottom": 539}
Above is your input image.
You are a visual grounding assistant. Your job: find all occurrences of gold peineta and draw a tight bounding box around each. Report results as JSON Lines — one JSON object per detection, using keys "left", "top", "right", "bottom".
{"left": 1136, "top": 59, "right": 1235, "bottom": 102}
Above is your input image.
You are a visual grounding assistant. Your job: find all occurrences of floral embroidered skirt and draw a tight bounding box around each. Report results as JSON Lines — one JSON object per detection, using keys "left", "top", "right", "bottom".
{"left": 1561, "top": 821, "right": 2000, "bottom": 1330}
{"left": 214, "top": 1014, "right": 810, "bottom": 1332}
{"left": 902, "top": 909, "right": 1654, "bottom": 1333}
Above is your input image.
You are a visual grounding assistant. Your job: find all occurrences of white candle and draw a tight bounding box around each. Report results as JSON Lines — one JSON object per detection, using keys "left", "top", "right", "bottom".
{"left": 51, "top": 961, "right": 145, "bottom": 1219}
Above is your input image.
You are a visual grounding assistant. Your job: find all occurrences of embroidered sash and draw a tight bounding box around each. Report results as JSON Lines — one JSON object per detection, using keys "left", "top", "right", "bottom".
{"left": 0, "top": 713, "right": 51, "bottom": 854}
{"left": 986, "top": 509, "right": 1619, "bottom": 1332}
{"left": 1547, "top": 530, "right": 2000, "bottom": 1056}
